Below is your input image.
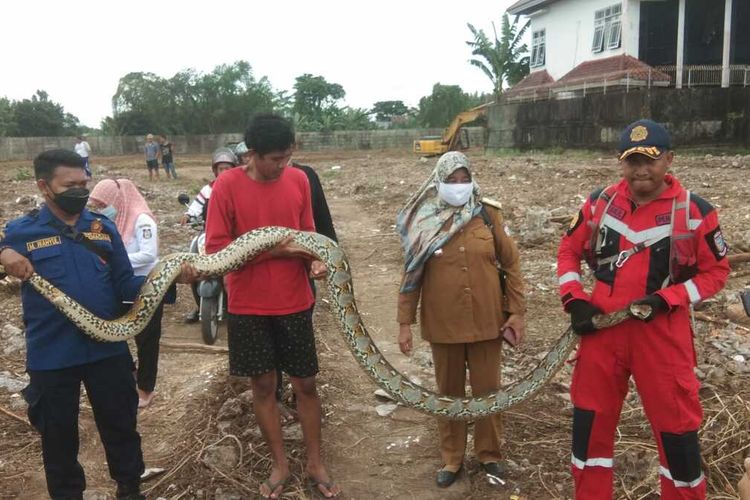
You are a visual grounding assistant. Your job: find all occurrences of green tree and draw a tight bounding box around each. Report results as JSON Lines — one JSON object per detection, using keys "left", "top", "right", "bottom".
{"left": 11, "top": 90, "right": 81, "bottom": 137}
{"left": 466, "top": 13, "right": 530, "bottom": 94}
{"left": 417, "top": 84, "right": 481, "bottom": 128}
{"left": 111, "top": 72, "right": 170, "bottom": 134}
{"left": 273, "top": 89, "right": 295, "bottom": 118}
{"left": 293, "top": 74, "right": 345, "bottom": 127}
{"left": 371, "top": 100, "right": 409, "bottom": 122}
{"left": 193, "top": 61, "right": 275, "bottom": 134}
{"left": 108, "top": 61, "right": 276, "bottom": 135}
{"left": 0, "top": 97, "right": 13, "bottom": 136}
{"left": 338, "top": 107, "right": 374, "bottom": 131}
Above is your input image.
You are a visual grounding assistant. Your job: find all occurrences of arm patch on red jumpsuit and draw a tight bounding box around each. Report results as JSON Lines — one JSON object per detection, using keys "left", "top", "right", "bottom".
{"left": 567, "top": 210, "right": 584, "bottom": 236}
{"left": 704, "top": 227, "right": 728, "bottom": 260}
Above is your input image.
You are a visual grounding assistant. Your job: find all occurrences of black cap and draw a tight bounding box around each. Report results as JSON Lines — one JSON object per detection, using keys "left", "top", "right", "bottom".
{"left": 617, "top": 119, "right": 672, "bottom": 160}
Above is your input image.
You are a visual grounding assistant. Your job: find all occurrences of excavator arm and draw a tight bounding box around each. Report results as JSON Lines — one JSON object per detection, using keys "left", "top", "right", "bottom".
{"left": 442, "top": 102, "right": 493, "bottom": 150}
{"left": 413, "top": 101, "right": 493, "bottom": 155}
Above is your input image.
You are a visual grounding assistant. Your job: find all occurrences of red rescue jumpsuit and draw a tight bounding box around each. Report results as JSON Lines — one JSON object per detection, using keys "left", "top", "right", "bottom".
{"left": 557, "top": 175, "right": 729, "bottom": 499}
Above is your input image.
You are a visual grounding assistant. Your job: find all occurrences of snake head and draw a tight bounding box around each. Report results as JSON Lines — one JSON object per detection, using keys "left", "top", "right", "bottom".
{"left": 628, "top": 302, "right": 653, "bottom": 320}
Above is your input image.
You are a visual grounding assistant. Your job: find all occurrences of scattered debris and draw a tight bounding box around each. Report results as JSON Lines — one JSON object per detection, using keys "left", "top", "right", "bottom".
{"left": 375, "top": 403, "right": 398, "bottom": 417}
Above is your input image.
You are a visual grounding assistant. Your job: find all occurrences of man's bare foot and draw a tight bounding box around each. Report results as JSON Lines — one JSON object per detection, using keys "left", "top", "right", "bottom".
{"left": 277, "top": 402, "right": 298, "bottom": 425}
{"left": 306, "top": 464, "right": 341, "bottom": 498}
{"left": 137, "top": 389, "right": 155, "bottom": 409}
{"left": 260, "top": 465, "right": 290, "bottom": 499}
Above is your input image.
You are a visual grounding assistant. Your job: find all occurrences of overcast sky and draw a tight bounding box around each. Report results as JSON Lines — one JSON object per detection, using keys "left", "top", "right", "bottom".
{"left": 0, "top": 0, "right": 517, "bottom": 128}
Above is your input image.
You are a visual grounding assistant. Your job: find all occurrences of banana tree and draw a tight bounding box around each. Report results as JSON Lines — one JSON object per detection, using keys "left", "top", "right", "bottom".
{"left": 466, "top": 13, "right": 530, "bottom": 95}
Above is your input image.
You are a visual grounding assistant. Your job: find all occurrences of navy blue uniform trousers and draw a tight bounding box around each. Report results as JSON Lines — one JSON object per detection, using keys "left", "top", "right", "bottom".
{"left": 23, "top": 353, "right": 144, "bottom": 499}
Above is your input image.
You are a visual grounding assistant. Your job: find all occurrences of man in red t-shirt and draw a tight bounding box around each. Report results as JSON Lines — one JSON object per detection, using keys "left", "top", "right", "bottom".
{"left": 205, "top": 113, "right": 339, "bottom": 499}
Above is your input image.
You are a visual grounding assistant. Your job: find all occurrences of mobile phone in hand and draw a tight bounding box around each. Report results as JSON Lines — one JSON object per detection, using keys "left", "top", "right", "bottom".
{"left": 502, "top": 327, "right": 518, "bottom": 347}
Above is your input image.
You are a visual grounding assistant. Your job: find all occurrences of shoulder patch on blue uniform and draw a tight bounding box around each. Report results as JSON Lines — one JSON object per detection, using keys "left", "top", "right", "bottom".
{"left": 82, "top": 232, "right": 112, "bottom": 242}
{"left": 689, "top": 193, "right": 714, "bottom": 217}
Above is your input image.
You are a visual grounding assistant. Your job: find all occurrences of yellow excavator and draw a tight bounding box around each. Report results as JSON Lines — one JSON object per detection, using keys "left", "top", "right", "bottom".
{"left": 413, "top": 101, "right": 493, "bottom": 155}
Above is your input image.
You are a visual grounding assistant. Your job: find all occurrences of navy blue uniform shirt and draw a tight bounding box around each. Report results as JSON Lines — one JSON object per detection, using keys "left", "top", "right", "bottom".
{"left": 0, "top": 205, "right": 145, "bottom": 370}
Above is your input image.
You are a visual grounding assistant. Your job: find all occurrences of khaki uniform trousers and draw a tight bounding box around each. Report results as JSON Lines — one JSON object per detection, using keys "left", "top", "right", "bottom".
{"left": 431, "top": 337, "right": 504, "bottom": 468}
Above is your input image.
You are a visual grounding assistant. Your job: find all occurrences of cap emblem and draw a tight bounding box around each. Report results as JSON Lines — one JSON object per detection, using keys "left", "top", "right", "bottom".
{"left": 630, "top": 125, "right": 648, "bottom": 142}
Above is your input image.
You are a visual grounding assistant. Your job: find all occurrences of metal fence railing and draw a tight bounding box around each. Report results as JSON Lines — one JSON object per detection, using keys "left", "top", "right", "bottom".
{"left": 503, "top": 64, "right": 750, "bottom": 103}
{"left": 655, "top": 64, "right": 750, "bottom": 87}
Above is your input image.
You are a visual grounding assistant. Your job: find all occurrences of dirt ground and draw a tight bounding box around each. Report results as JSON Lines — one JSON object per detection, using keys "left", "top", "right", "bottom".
{"left": 1, "top": 148, "right": 749, "bottom": 499}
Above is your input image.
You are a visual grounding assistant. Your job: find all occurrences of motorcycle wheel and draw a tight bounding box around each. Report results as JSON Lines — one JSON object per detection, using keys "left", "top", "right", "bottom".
{"left": 200, "top": 297, "right": 220, "bottom": 345}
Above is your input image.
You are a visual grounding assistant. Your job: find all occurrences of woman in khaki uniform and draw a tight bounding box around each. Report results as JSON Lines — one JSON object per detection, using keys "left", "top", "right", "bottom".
{"left": 396, "top": 151, "right": 526, "bottom": 488}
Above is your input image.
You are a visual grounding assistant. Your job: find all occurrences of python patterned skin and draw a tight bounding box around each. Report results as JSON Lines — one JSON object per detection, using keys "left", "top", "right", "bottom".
{"left": 23, "top": 226, "right": 632, "bottom": 419}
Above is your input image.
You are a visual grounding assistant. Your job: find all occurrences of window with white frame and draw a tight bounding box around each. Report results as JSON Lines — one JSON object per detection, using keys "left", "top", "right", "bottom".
{"left": 531, "top": 29, "right": 546, "bottom": 67}
{"left": 592, "top": 3, "right": 622, "bottom": 53}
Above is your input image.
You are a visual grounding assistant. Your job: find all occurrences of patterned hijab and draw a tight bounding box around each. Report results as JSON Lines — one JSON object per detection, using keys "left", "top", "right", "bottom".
{"left": 90, "top": 178, "right": 155, "bottom": 245}
{"left": 396, "top": 151, "right": 481, "bottom": 293}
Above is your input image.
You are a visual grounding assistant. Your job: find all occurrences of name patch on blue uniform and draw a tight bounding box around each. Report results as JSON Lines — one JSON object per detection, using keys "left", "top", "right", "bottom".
{"left": 82, "top": 232, "right": 111, "bottom": 242}
{"left": 26, "top": 236, "right": 62, "bottom": 252}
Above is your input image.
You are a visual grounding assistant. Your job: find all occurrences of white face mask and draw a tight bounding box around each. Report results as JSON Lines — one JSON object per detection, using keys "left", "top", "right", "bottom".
{"left": 438, "top": 182, "right": 473, "bottom": 207}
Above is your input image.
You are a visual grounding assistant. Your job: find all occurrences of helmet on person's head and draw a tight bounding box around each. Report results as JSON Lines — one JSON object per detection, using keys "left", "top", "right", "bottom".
{"left": 212, "top": 147, "right": 238, "bottom": 171}
{"left": 233, "top": 141, "right": 249, "bottom": 156}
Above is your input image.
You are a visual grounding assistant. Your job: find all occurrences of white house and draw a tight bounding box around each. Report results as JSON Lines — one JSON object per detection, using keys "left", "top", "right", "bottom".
{"left": 506, "top": 0, "right": 749, "bottom": 94}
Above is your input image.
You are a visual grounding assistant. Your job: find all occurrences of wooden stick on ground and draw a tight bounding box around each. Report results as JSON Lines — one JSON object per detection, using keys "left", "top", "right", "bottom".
{"left": 0, "top": 405, "right": 32, "bottom": 428}
{"left": 549, "top": 215, "right": 574, "bottom": 225}
{"left": 694, "top": 311, "right": 750, "bottom": 333}
{"left": 729, "top": 252, "right": 750, "bottom": 266}
{"left": 159, "top": 340, "right": 228, "bottom": 353}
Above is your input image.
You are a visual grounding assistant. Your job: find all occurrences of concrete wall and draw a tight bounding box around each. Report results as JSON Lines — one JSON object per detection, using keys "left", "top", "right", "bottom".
{"left": 529, "top": 0, "right": 633, "bottom": 80}
{"left": 0, "top": 128, "right": 486, "bottom": 162}
{"left": 487, "top": 87, "right": 750, "bottom": 150}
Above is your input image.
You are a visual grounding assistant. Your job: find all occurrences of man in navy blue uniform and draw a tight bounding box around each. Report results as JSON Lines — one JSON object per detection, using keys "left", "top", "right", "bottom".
{"left": 0, "top": 150, "right": 195, "bottom": 500}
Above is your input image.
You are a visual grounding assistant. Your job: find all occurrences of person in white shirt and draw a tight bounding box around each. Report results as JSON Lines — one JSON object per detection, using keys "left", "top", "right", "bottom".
{"left": 89, "top": 178, "right": 162, "bottom": 408}
{"left": 74, "top": 135, "right": 92, "bottom": 177}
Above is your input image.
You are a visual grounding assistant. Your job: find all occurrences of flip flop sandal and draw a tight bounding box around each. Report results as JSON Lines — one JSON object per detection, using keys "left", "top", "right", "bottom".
{"left": 308, "top": 477, "right": 340, "bottom": 498}
{"left": 260, "top": 475, "right": 291, "bottom": 499}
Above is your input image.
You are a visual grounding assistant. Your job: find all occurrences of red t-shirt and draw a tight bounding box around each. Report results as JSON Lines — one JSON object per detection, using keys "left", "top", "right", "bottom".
{"left": 205, "top": 166, "right": 315, "bottom": 315}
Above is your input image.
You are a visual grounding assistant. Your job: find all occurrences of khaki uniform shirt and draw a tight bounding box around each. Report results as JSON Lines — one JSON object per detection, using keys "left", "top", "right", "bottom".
{"left": 397, "top": 206, "right": 525, "bottom": 344}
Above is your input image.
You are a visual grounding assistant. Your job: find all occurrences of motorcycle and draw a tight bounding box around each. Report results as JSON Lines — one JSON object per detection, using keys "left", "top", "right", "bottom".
{"left": 177, "top": 193, "right": 225, "bottom": 345}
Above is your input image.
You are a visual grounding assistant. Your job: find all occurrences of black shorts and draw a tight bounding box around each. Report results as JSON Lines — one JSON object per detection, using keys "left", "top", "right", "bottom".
{"left": 227, "top": 310, "right": 318, "bottom": 378}
{"left": 146, "top": 159, "right": 159, "bottom": 170}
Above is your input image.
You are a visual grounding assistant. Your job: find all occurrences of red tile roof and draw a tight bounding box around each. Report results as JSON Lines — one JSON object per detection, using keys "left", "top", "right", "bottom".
{"left": 554, "top": 54, "right": 671, "bottom": 87}
{"left": 504, "top": 70, "right": 555, "bottom": 96}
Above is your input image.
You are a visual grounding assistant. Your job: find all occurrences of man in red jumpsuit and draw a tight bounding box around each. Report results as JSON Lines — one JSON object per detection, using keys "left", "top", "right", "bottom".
{"left": 557, "top": 119, "right": 729, "bottom": 499}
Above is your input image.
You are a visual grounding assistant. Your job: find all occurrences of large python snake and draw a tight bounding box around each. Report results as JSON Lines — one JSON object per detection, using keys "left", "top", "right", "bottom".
{"left": 21, "top": 227, "right": 637, "bottom": 420}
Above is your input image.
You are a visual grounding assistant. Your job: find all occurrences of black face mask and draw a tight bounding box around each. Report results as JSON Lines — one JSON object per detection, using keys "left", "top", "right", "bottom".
{"left": 51, "top": 187, "right": 90, "bottom": 215}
